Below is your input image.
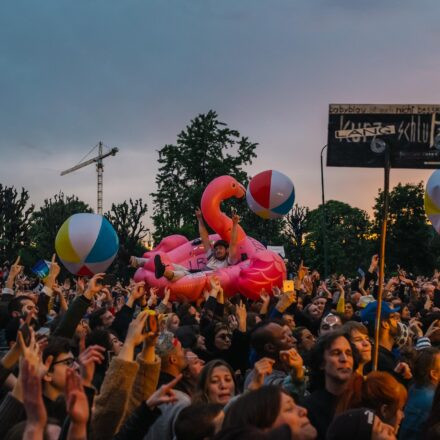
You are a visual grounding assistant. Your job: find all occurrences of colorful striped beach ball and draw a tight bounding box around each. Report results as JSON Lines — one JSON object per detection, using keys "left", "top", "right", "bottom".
{"left": 425, "top": 170, "right": 440, "bottom": 234}
{"left": 55, "top": 213, "right": 119, "bottom": 276}
{"left": 246, "top": 170, "right": 295, "bottom": 219}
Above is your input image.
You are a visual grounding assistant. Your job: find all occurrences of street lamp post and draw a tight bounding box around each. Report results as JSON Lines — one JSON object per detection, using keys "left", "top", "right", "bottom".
{"left": 320, "top": 145, "right": 329, "bottom": 278}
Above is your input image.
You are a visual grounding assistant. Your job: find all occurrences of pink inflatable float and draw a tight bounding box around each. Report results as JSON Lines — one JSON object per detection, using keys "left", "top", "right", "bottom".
{"left": 134, "top": 176, "right": 286, "bottom": 301}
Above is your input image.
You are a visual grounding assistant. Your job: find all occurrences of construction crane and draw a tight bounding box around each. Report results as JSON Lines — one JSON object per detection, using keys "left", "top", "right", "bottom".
{"left": 60, "top": 142, "right": 118, "bottom": 214}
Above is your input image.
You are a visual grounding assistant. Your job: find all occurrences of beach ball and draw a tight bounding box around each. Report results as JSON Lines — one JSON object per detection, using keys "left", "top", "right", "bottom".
{"left": 425, "top": 170, "right": 440, "bottom": 234}
{"left": 246, "top": 170, "right": 295, "bottom": 219}
{"left": 55, "top": 213, "right": 119, "bottom": 276}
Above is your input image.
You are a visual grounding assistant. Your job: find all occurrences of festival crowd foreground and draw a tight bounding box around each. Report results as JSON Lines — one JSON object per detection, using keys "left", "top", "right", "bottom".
{"left": 2, "top": 242, "right": 440, "bottom": 439}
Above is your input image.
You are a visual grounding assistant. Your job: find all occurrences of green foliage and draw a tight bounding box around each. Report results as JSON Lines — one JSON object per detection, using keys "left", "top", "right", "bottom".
{"left": 304, "top": 200, "right": 372, "bottom": 276}
{"left": 151, "top": 110, "right": 258, "bottom": 242}
{"left": 283, "top": 204, "right": 309, "bottom": 271}
{"left": 0, "top": 184, "right": 34, "bottom": 264}
{"left": 105, "top": 198, "right": 149, "bottom": 281}
{"left": 29, "top": 192, "right": 92, "bottom": 263}
{"left": 373, "top": 182, "right": 439, "bottom": 275}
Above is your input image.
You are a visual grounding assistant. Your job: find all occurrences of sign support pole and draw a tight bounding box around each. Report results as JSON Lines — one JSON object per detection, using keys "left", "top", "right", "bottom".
{"left": 320, "top": 145, "right": 329, "bottom": 278}
{"left": 373, "top": 146, "right": 391, "bottom": 371}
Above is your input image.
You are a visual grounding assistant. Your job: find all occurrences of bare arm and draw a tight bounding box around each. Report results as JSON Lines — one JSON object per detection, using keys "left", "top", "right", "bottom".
{"left": 229, "top": 213, "right": 240, "bottom": 264}
{"left": 196, "top": 208, "right": 211, "bottom": 253}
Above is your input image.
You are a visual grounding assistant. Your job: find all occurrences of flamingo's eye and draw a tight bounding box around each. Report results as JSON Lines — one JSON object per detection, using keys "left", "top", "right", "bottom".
{"left": 232, "top": 183, "right": 236, "bottom": 188}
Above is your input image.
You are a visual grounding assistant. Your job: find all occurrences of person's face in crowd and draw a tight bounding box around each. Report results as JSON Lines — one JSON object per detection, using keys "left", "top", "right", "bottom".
{"left": 350, "top": 329, "right": 371, "bottom": 365}
{"left": 109, "top": 332, "right": 123, "bottom": 355}
{"left": 296, "top": 297, "right": 304, "bottom": 312}
{"left": 173, "top": 340, "right": 188, "bottom": 372}
{"left": 101, "top": 310, "right": 115, "bottom": 328}
{"left": 283, "top": 325, "right": 297, "bottom": 349}
{"left": 214, "top": 244, "right": 228, "bottom": 261}
{"left": 188, "top": 306, "right": 200, "bottom": 323}
{"left": 424, "top": 284, "right": 435, "bottom": 299}
{"left": 20, "top": 298, "right": 38, "bottom": 318}
{"left": 429, "top": 353, "right": 440, "bottom": 386}
{"left": 313, "top": 298, "right": 327, "bottom": 314}
{"left": 343, "top": 303, "right": 354, "bottom": 320}
{"left": 385, "top": 313, "right": 399, "bottom": 339}
{"left": 185, "top": 350, "right": 205, "bottom": 378}
{"left": 283, "top": 313, "right": 295, "bottom": 330}
{"left": 323, "top": 336, "right": 354, "bottom": 384}
{"left": 196, "top": 334, "right": 206, "bottom": 351}
{"left": 400, "top": 305, "right": 410, "bottom": 321}
{"left": 75, "top": 319, "right": 90, "bottom": 339}
{"left": 45, "top": 351, "right": 79, "bottom": 393}
{"left": 206, "top": 365, "right": 235, "bottom": 405}
{"left": 308, "top": 304, "right": 321, "bottom": 319}
{"left": 299, "top": 329, "right": 316, "bottom": 352}
{"left": 214, "top": 328, "right": 232, "bottom": 351}
{"left": 268, "top": 323, "right": 295, "bottom": 352}
{"left": 167, "top": 314, "right": 180, "bottom": 332}
{"left": 272, "top": 392, "right": 317, "bottom": 440}
{"left": 319, "top": 315, "right": 342, "bottom": 336}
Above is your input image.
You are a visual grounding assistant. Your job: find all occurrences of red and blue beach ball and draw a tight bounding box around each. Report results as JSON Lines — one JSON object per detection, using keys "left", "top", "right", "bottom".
{"left": 246, "top": 170, "right": 295, "bottom": 219}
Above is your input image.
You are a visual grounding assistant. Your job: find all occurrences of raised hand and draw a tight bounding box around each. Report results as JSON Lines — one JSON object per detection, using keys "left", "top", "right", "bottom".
{"left": 394, "top": 362, "right": 412, "bottom": 380}
{"left": 231, "top": 213, "right": 240, "bottom": 225}
{"left": 6, "top": 256, "right": 24, "bottom": 289}
{"left": 247, "top": 357, "right": 275, "bottom": 391}
{"left": 44, "top": 254, "right": 61, "bottom": 289}
{"left": 275, "top": 290, "right": 297, "bottom": 313}
{"left": 259, "top": 289, "right": 271, "bottom": 315}
{"left": 65, "top": 368, "right": 89, "bottom": 426}
{"left": 236, "top": 300, "right": 247, "bottom": 332}
{"left": 147, "top": 287, "right": 158, "bottom": 308}
{"left": 22, "top": 359, "right": 47, "bottom": 429}
{"left": 84, "top": 273, "right": 105, "bottom": 300}
{"left": 147, "top": 374, "right": 182, "bottom": 408}
{"left": 280, "top": 348, "right": 304, "bottom": 380}
{"left": 78, "top": 345, "right": 105, "bottom": 387}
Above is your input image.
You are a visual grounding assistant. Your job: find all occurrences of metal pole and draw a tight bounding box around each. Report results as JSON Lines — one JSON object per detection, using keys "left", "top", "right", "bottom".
{"left": 373, "top": 147, "right": 391, "bottom": 371}
{"left": 97, "top": 141, "right": 103, "bottom": 214}
{"left": 320, "top": 145, "right": 329, "bottom": 278}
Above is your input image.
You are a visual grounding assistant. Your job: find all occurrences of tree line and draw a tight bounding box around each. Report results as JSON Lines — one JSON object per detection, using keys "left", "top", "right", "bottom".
{"left": 1, "top": 110, "right": 439, "bottom": 280}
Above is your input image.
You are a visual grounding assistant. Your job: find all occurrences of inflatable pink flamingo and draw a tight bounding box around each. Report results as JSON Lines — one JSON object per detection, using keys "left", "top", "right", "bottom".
{"left": 133, "top": 176, "right": 286, "bottom": 301}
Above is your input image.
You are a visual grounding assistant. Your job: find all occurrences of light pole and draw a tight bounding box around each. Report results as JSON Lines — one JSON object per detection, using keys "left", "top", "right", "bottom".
{"left": 320, "top": 145, "right": 329, "bottom": 278}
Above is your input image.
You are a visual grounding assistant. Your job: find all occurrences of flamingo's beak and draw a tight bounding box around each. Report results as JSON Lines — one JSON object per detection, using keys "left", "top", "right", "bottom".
{"left": 237, "top": 183, "right": 246, "bottom": 198}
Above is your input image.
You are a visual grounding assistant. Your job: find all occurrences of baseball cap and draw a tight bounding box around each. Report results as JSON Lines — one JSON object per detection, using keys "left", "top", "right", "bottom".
{"left": 214, "top": 239, "right": 229, "bottom": 249}
{"left": 360, "top": 301, "right": 400, "bottom": 325}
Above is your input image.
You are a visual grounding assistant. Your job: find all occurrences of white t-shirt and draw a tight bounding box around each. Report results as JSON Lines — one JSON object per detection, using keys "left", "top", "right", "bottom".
{"left": 205, "top": 251, "right": 232, "bottom": 270}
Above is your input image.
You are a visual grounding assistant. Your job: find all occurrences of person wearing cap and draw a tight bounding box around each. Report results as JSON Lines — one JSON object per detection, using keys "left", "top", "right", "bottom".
{"left": 327, "top": 408, "right": 396, "bottom": 440}
{"left": 153, "top": 208, "right": 241, "bottom": 281}
{"left": 361, "top": 301, "right": 412, "bottom": 383}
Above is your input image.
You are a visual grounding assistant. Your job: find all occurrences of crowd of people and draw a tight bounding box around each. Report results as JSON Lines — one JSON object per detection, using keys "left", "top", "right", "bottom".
{"left": 2, "top": 222, "right": 440, "bottom": 439}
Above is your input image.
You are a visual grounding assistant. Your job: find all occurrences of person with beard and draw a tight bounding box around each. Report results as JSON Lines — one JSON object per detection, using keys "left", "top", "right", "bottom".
{"left": 302, "top": 331, "right": 358, "bottom": 440}
{"left": 153, "top": 210, "right": 241, "bottom": 282}
{"left": 361, "top": 301, "right": 413, "bottom": 384}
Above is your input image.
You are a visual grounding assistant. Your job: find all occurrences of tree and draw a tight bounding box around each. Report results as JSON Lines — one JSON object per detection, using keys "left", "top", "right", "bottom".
{"left": 151, "top": 110, "right": 257, "bottom": 241}
{"left": 0, "top": 184, "right": 34, "bottom": 263}
{"left": 283, "top": 204, "right": 309, "bottom": 271}
{"left": 29, "top": 192, "right": 92, "bottom": 263}
{"left": 304, "top": 200, "right": 372, "bottom": 275}
{"left": 373, "top": 182, "right": 439, "bottom": 275}
{"left": 105, "top": 198, "right": 149, "bottom": 281}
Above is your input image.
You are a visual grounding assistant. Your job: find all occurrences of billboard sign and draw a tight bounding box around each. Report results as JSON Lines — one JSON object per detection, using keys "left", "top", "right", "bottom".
{"left": 327, "top": 104, "right": 440, "bottom": 168}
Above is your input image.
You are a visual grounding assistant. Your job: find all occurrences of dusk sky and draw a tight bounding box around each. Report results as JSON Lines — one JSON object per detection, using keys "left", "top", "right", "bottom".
{"left": 1, "top": 0, "right": 439, "bottom": 231}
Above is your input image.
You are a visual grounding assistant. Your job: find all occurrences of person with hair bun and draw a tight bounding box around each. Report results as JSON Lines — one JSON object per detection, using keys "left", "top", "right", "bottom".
{"left": 336, "top": 371, "right": 407, "bottom": 434}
